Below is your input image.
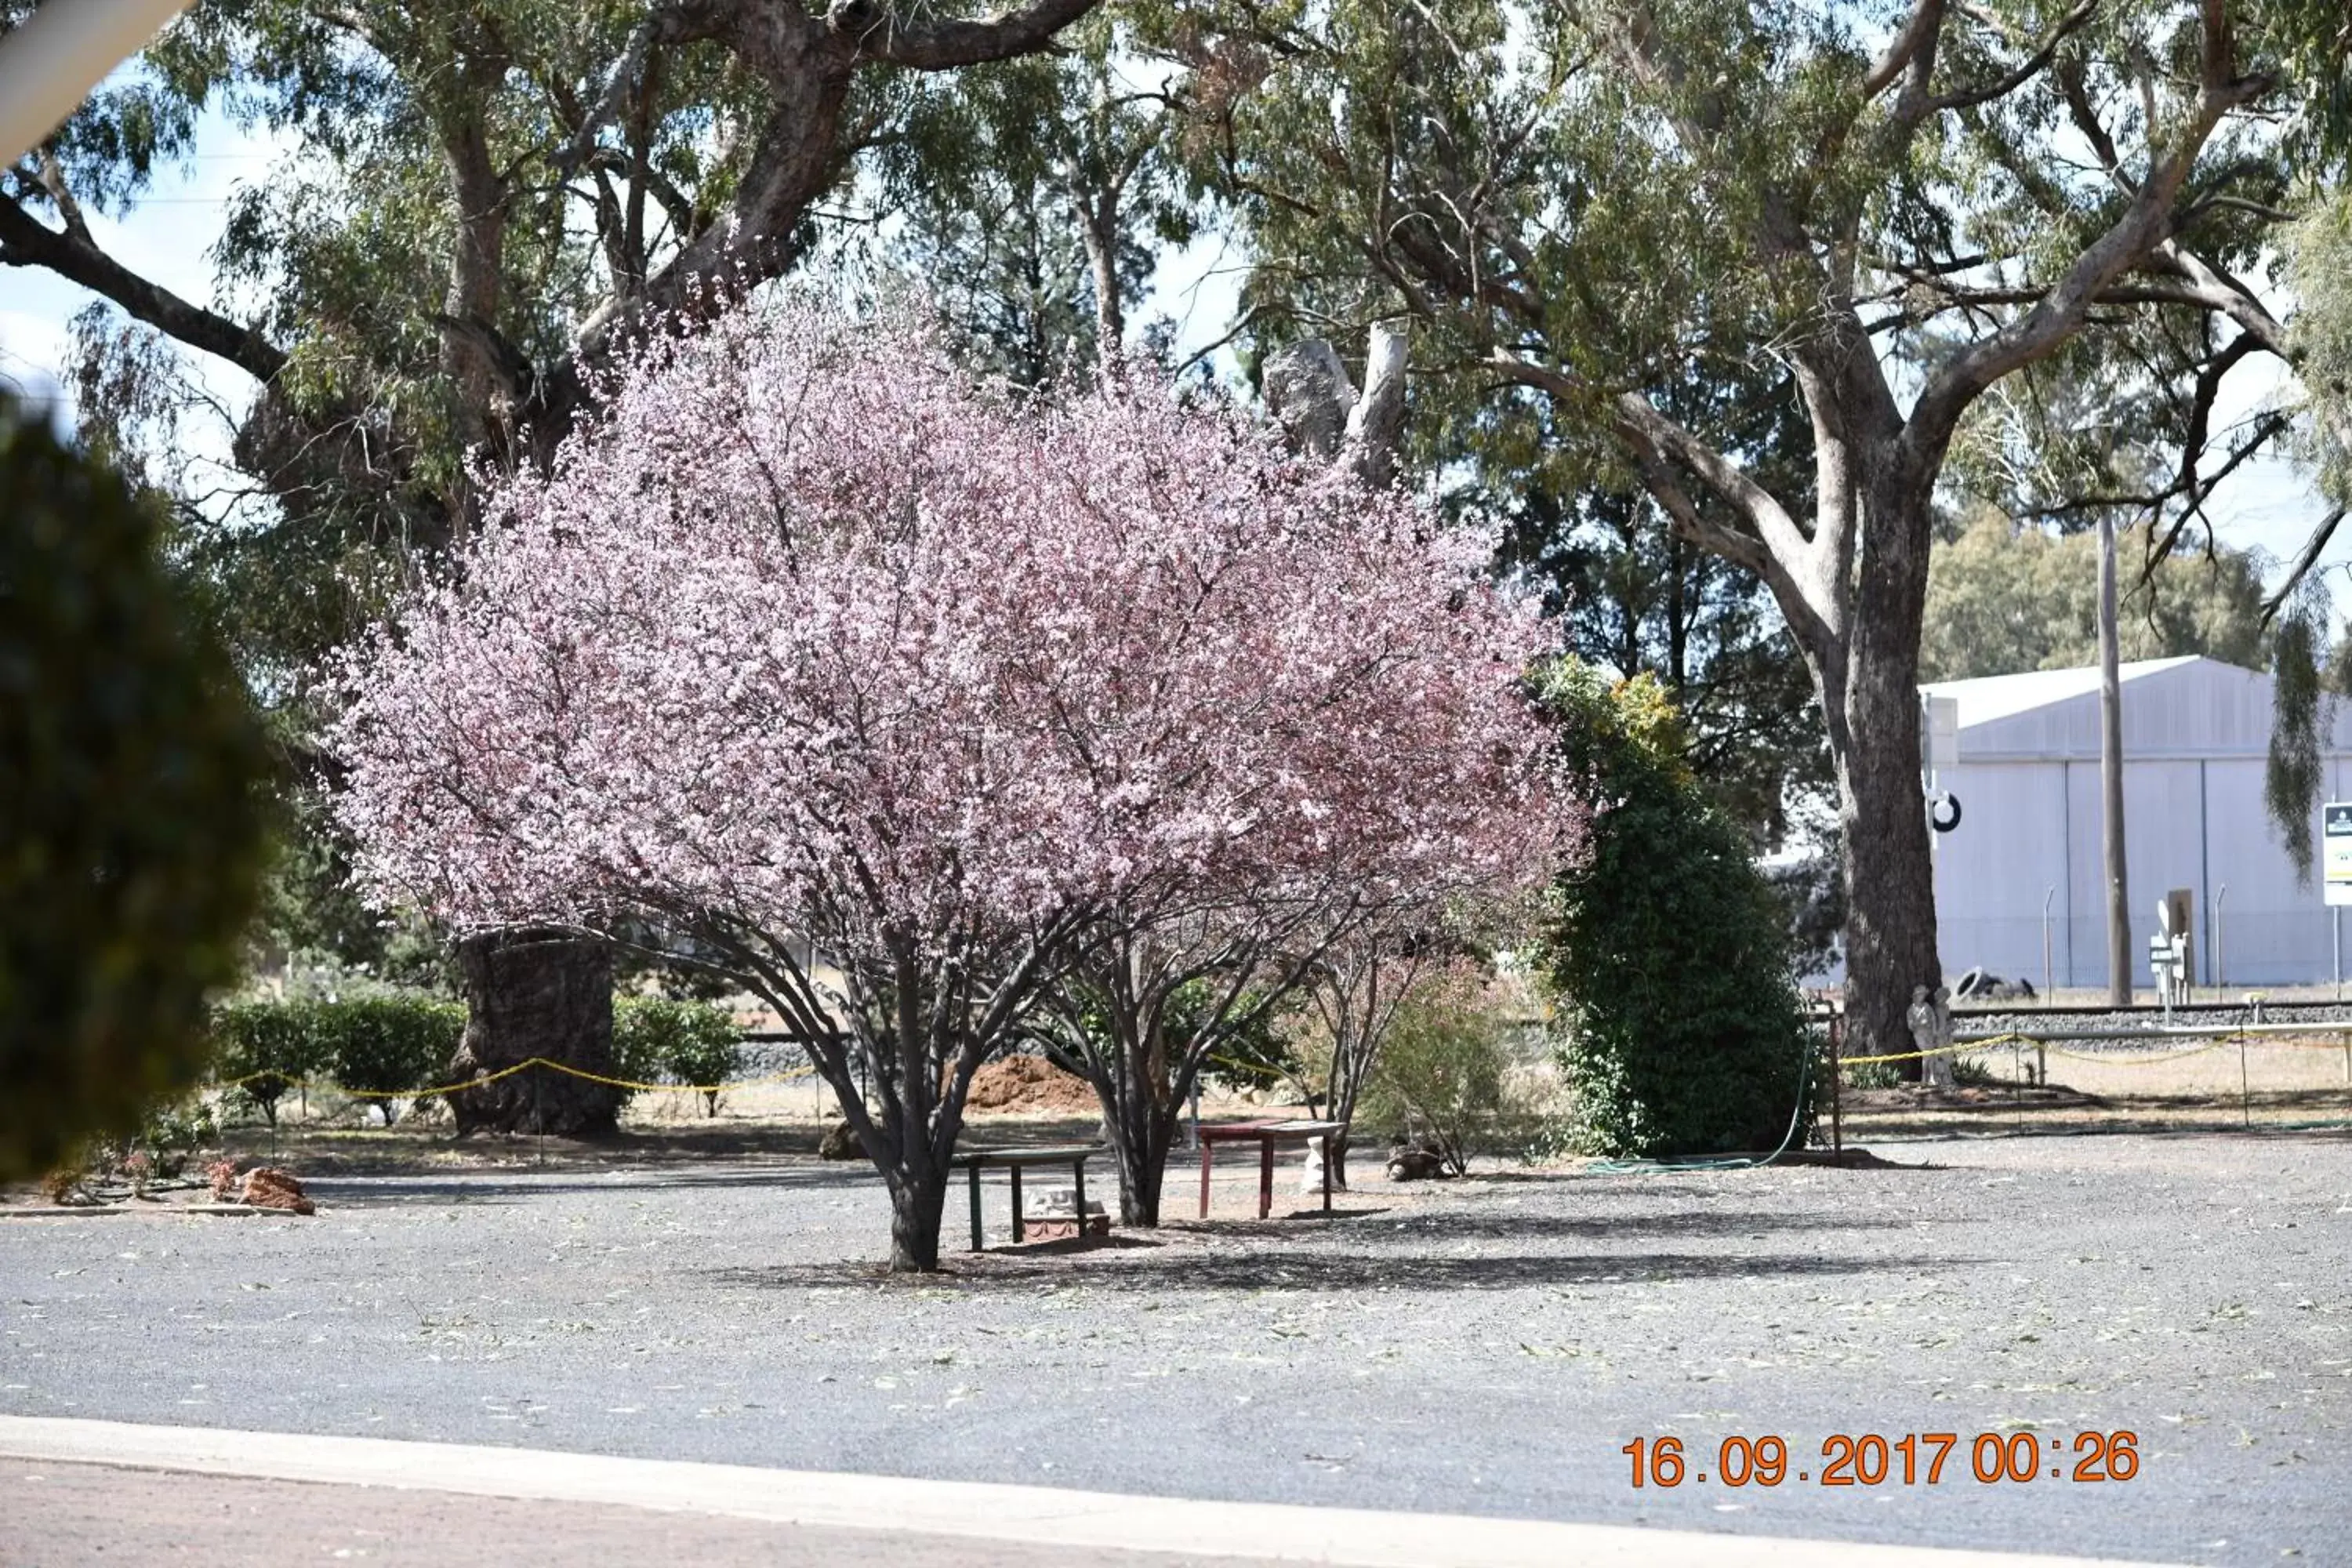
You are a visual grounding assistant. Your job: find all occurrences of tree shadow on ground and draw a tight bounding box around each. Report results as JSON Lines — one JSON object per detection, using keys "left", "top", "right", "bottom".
{"left": 705, "top": 1241, "right": 1982, "bottom": 1294}
{"left": 1287, "top": 1207, "right": 1934, "bottom": 1243}
{"left": 307, "top": 1163, "right": 880, "bottom": 1207}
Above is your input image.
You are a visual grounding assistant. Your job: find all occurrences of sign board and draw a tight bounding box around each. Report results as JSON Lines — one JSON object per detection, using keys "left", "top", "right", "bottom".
{"left": 2327, "top": 803, "right": 2352, "bottom": 907}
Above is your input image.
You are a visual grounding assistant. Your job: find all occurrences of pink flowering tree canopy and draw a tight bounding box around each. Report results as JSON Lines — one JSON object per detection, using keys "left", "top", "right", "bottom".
{"left": 333, "top": 298, "right": 1574, "bottom": 1269}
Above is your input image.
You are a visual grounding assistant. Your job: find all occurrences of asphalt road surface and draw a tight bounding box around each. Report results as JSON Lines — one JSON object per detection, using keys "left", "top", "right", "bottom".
{"left": 2, "top": 1131, "right": 2347, "bottom": 1565}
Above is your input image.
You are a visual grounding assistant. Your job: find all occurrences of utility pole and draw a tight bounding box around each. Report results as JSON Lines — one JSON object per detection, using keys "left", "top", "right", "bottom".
{"left": 2099, "top": 513, "right": 2131, "bottom": 1006}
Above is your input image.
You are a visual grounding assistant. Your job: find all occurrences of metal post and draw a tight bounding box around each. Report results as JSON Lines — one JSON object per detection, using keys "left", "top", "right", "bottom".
{"left": 2336, "top": 908, "right": 2343, "bottom": 1005}
{"left": 1829, "top": 1008, "right": 1843, "bottom": 1165}
{"left": 2214, "top": 884, "right": 2227, "bottom": 1000}
{"left": 2239, "top": 1031, "right": 2252, "bottom": 1128}
{"left": 2042, "top": 887, "right": 2056, "bottom": 1001}
{"left": 2097, "top": 513, "right": 2134, "bottom": 1007}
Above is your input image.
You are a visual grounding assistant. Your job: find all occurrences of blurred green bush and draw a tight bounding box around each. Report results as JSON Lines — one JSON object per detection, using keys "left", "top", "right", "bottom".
{"left": 1, "top": 400, "right": 267, "bottom": 1181}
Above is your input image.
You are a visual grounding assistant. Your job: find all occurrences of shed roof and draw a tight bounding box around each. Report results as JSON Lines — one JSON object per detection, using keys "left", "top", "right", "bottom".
{"left": 1920, "top": 655, "right": 2352, "bottom": 760}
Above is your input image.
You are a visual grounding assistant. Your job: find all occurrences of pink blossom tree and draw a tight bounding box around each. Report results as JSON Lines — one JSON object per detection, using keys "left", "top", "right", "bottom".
{"left": 333, "top": 298, "right": 1570, "bottom": 1269}
{"left": 1015, "top": 372, "right": 1573, "bottom": 1222}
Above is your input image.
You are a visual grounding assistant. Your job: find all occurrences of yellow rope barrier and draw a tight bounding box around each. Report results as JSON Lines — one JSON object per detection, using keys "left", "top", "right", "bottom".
{"left": 2041, "top": 1041, "right": 2234, "bottom": 1065}
{"left": 210, "top": 1058, "right": 818, "bottom": 1101}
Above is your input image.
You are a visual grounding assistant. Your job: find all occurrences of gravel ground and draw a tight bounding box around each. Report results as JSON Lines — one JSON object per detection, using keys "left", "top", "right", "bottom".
{"left": 2, "top": 1133, "right": 2349, "bottom": 1566}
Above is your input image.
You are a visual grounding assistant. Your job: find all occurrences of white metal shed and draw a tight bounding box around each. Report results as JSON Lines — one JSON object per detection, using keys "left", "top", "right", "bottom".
{"left": 1922, "top": 655, "right": 2352, "bottom": 990}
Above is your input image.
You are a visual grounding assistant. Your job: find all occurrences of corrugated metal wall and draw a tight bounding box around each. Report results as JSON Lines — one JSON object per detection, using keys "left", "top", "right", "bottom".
{"left": 1927, "top": 659, "right": 2352, "bottom": 989}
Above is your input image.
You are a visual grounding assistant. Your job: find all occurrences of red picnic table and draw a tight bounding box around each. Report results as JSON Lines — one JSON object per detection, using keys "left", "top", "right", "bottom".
{"left": 1196, "top": 1119, "right": 1345, "bottom": 1219}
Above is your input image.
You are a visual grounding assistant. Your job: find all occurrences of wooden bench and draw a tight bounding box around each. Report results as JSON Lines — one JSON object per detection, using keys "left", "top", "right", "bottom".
{"left": 1196, "top": 1119, "right": 1345, "bottom": 1219}
{"left": 949, "top": 1143, "right": 1105, "bottom": 1251}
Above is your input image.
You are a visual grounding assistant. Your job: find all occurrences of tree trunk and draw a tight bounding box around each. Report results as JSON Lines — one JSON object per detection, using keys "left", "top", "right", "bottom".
{"left": 1831, "top": 474, "right": 1943, "bottom": 1073}
{"left": 450, "top": 930, "right": 620, "bottom": 1136}
{"left": 886, "top": 1163, "right": 949, "bottom": 1272}
{"left": 1095, "top": 1073, "right": 1175, "bottom": 1226}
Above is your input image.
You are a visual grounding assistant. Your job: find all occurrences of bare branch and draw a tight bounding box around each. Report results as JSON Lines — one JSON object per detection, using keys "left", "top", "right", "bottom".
{"left": 1907, "top": 24, "right": 2273, "bottom": 454}
{"left": 1863, "top": 0, "right": 1945, "bottom": 101}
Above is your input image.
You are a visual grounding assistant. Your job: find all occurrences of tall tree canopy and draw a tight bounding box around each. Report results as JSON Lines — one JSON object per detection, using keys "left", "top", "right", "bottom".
{"left": 1922, "top": 510, "right": 2271, "bottom": 681}
{"left": 1176, "top": 0, "right": 2350, "bottom": 1054}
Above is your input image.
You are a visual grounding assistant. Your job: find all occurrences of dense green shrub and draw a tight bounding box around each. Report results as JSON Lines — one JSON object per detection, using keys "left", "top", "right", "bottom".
{"left": 318, "top": 997, "right": 465, "bottom": 1123}
{"left": 1535, "top": 663, "right": 1820, "bottom": 1158}
{"left": 210, "top": 995, "right": 463, "bottom": 1125}
{"left": 613, "top": 996, "right": 743, "bottom": 1115}
{"left": 210, "top": 1000, "right": 332, "bottom": 1126}
{"left": 1, "top": 400, "right": 268, "bottom": 1181}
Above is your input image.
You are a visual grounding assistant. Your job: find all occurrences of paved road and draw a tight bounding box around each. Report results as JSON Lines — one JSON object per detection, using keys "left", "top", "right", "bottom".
{"left": 2, "top": 1132, "right": 2347, "bottom": 1565}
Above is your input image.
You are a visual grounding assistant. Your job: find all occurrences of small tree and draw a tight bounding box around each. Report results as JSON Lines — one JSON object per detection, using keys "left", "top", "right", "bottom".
{"left": 1536, "top": 663, "right": 1817, "bottom": 1158}
{"left": 209, "top": 1000, "right": 329, "bottom": 1128}
{"left": 1352, "top": 962, "right": 1526, "bottom": 1177}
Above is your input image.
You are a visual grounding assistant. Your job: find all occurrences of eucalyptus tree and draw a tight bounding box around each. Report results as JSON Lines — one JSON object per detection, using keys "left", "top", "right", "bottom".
{"left": 1177, "top": 0, "right": 2351, "bottom": 1058}
{"left": 872, "top": 12, "right": 1196, "bottom": 381}
{"left": 1921, "top": 510, "right": 2271, "bottom": 682}
{"left": 1, "top": 0, "right": 1101, "bottom": 1127}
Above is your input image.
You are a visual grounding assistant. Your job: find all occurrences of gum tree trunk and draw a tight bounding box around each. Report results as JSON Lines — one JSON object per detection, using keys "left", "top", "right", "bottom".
{"left": 450, "top": 930, "right": 621, "bottom": 1136}
{"left": 1813, "top": 466, "right": 1942, "bottom": 1078}
{"left": 1829, "top": 688, "right": 1939, "bottom": 1080}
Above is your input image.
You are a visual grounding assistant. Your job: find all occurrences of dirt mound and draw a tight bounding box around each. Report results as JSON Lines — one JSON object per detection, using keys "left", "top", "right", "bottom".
{"left": 965, "top": 1055, "right": 1098, "bottom": 1115}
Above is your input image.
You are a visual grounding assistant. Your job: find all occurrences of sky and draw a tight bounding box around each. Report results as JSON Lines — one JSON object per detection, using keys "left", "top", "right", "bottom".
{"left": 2, "top": 90, "right": 2342, "bottom": 616}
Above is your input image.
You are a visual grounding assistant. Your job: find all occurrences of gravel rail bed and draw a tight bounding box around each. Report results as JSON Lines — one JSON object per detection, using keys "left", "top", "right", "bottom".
{"left": 1953, "top": 1000, "right": 2352, "bottom": 1044}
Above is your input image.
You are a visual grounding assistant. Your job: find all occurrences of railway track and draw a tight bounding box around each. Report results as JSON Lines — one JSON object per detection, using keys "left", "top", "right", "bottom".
{"left": 1950, "top": 998, "right": 2352, "bottom": 1047}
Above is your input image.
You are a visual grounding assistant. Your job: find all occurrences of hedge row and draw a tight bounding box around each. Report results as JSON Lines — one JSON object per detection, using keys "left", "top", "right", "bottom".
{"left": 207, "top": 994, "right": 745, "bottom": 1125}
{"left": 209, "top": 996, "right": 464, "bottom": 1125}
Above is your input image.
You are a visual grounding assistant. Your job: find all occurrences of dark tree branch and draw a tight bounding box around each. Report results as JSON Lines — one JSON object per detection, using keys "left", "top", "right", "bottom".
{"left": 2261, "top": 507, "right": 2347, "bottom": 626}
{"left": 1928, "top": 0, "right": 2098, "bottom": 112}
{"left": 829, "top": 0, "right": 1097, "bottom": 71}
{"left": 0, "top": 200, "right": 285, "bottom": 384}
